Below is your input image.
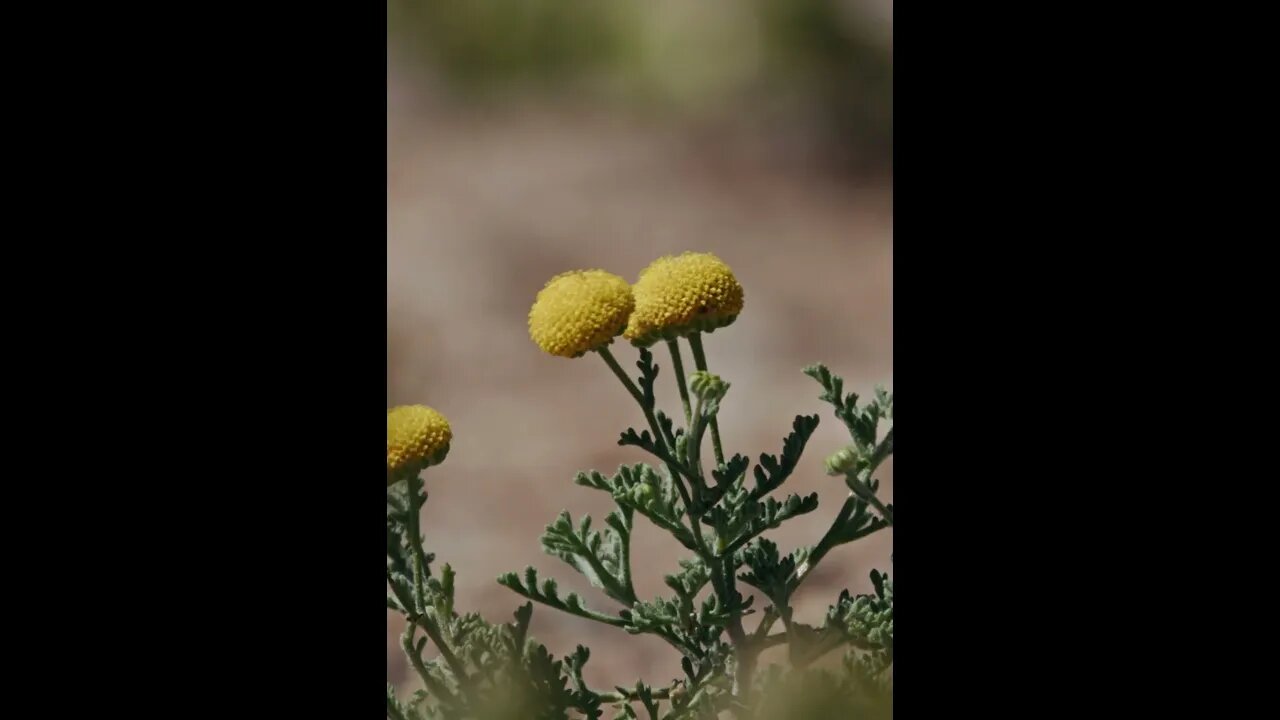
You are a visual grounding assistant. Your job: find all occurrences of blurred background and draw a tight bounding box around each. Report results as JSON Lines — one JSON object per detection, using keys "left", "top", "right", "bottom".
{"left": 388, "top": 0, "right": 892, "bottom": 697}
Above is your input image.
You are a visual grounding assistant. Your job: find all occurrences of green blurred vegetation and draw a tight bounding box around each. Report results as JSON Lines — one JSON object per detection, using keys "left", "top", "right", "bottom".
{"left": 388, "top": 0, "right": 892, "bottom": 171}
{"left": 752, "top": 661, "right": 892, "bottom": 720}
{"left": 756, "top": 0, "right": 893, "bottom": 170}
{"left": 387, "top": 0, "right": 632, "bottom": 93}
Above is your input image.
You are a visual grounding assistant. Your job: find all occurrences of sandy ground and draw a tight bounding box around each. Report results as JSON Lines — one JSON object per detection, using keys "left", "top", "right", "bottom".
{"left": 387, "top": 66, "right": 892, "bottom": 695}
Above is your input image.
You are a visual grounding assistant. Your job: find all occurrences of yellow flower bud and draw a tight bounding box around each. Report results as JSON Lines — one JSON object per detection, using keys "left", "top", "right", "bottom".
{"left": 624, "top": 252, "right": 744, "bottom": 347}
{"left": 529, "top": 270, "right": 635, "bottom": 358}
{"left": 387, "top": 405, "right": 452, "bottom": 486}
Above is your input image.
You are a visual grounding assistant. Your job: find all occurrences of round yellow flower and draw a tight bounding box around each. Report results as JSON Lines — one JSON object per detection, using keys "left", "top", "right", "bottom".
{"left": 528, "top": 270, "right": 635, "bottom": 358}
{"left": 388, "top": 405, "right": 452, "bottom": 486}
{"left": 624, "top": 252, "right": 744, "bottom": 347}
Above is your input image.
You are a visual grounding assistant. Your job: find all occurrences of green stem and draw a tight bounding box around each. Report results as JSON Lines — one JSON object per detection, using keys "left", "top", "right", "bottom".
{"left": 618, "top": 509, "right": 637, "bottom": 600}
{"left": 667, "top": 339, "right": 693, "bottom": 424}
{"left": 406, "top": 476, "right": 430, "bottom": 614}
{"left": 505, "top": 582, "right": 631, "bottom": 629}
{"left": 598, "top": 346, "right": 711, "bottom": 558}
{"left": 399, "top": 475, "right": 476, "bottom": 707}
{"left": 686, "top": 394, "right": 706, "bottom": 502}
{"left": 847, "top": 474, "right": 893, "bottom": 525}
{"left": 686, "top": 333, "right": 725, "bottom": 467}
{"left": 720, "top": 556, "right": 752, "bottom": 705}
{"left": 678, "top": 486, "right": 710, "bottom": 557}
{"left": 598, "top": 345, "right": 648, "bottom": 408}
{"left": 520, "top": 587, "right": 694, "bottom": 656}
{"left": 685, "top": 332, "right": 753, "bottom": 710}
{"left": 567, "top": 606, "right": 630, "bottom": 629}
{"left": 599, "top": 344, "right": 752, "bottom": 709}
{"left": 414, "top": 612, "right": 472, "bottom": 692}
{"left": 401, "top": 624, "right": 461, "bottom": 710}
{"left": 867, "top": 428, "right": 894, "bottom": 474}
{"left": 598, "top": 346, "right": 699, "bottom": 484}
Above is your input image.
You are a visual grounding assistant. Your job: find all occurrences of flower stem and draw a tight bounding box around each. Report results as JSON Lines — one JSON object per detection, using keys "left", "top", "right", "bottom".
{"left": 406, "top": 475, "right": 430, "bottom": 613}
{"left": 684, "top": 332, "right": 754, "bottom": 709}
{"left": 847, "top": 474, "right": 893, "bottom": 525}
{"left": 598, "top": 345, "right": 647, "bottom": 407}
{"left": 414, "top": 612, "right": 471, "bottom": 694}
{"left": 401, "top": 624, "right": 461, "bottom": 709}
{"left": 398, "top": 475, "right": 476, "bottom": 707}
{"left": 722, "top": 561, "right": 753, "bottom": 705}
{"left": 599, "top": 344, "right": 745, "bottom": 707}
{"left": 598, "top": 346, "right": 710, "bottom": 557}
{"left": 686, "top": 333, "right": 725, "bottom": 467}
{"left": 666, "top": 339, "right": 693, "bottom": 424}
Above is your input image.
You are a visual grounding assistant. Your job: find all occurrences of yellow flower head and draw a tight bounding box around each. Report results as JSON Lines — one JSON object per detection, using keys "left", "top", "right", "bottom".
{"left": 387, "top": 405, "right": 452, "bottom": 486}
{"left": 624, "top": 252, "right": 744, "bottom": 347}
{"left": 528, "top": 270, "right": 635, "bottom": 358}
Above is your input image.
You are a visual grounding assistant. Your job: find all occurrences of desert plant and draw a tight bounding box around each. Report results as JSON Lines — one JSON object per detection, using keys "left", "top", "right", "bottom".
{"left": 388, "top": 252, "right": 892, "bottom": 719}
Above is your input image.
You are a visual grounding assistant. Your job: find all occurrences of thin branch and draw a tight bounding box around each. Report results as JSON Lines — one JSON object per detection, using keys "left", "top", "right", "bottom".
{"left": 686, "top": 332, "right": 726, "bottom": 467}
{"left": 667, "top": 338, "right": 693, "bottom": 424}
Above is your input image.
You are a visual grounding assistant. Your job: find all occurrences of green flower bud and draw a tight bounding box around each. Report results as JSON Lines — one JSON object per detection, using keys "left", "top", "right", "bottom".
{"left": 689, "top": 370, "right": 730, "bottom": 402}
{"left": 825, "top": 445, "right": 858, "bottom": 476}
{"left": 630, "top": 483, "right": 656, "bottom": 508}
